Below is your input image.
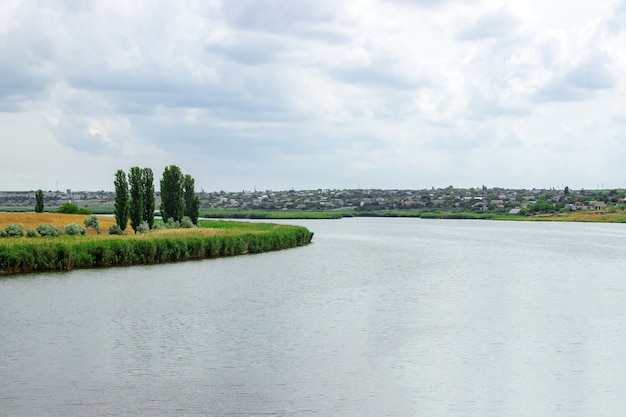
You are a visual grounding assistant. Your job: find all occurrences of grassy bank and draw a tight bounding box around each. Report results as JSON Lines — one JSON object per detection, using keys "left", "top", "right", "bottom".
{"left": 0, "top": 216, "right": 313, "bottom": 275}
{"left": 490, "top": 210, "right": 626, "bottom": 223}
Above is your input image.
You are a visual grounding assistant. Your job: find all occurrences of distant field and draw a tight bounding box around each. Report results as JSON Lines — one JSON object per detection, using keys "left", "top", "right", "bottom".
{"left": 0, "top": 212, "right": 119, "bottom": 233}
{"left": 508, "top": 210, "right": 626, "bottom": 223}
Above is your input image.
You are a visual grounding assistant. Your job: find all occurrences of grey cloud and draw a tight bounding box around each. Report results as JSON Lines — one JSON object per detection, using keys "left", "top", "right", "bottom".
{"left": 0, "top": 22, "right": 57, "bottom": 108}
{"left": 457, "top": 8, "right": 521, "bottom": 41}
{"left": 206, "top": 34, "right": 286, "bottom": 66}
{"left": 51, "top": 118, "right": 124, "bottom": 155}
{"left": 533, "top": 79, "right": 587, "bottom": 102}
{"left": 220, "top": 0, "right": 349, "bottom": 42}
{"left": 131, "top": 114, "right": 353, "bottom": 164}
{"left": 534, "top": 53, "right": 617, "bottom": 102}
{"left": 381, "top": 0, "right": 475, "bottom": 8}
{"left": 381, "top": 0, "right": 445, "bottom": 7}
{"left": 565, "top": 57, "right": 617, "bottom": 90}
{"left": 331, "top": 66, "right": 418, "bottom": 90}
{"left": 606, "top": 0, "right": 626, "bottom": 33}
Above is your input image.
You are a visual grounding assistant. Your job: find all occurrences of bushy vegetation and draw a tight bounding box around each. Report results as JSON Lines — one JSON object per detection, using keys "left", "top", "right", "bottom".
{"left": 36, "top": 223, "right": 64, "bottom": 237}
{"left": 137, "top": 221, "right": 150, "bottom": 233}
{"left": 1, "top": 224, "right": 24, "bottom": 237}
{"left": 0, "top": 222, "right": 314, "bottom": 274}
{"left": 108, "top": 224, "right": 124, "bottom": 235}
{"left": 180, "top": 216, "right": 196, "bottom": 228}
{"left": 64, "top": 223, "right": 86, "bottom": 236}
{"left": 57, "top": 203, "right": 90, "bottom": 215}
{"left": 84, "top": 215, "right": 101, "bottom": 234}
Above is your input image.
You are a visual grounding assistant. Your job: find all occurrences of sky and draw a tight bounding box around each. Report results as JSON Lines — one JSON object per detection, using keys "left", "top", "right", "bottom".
{"left": 1, "top": 0, "right": 625, "bottom": 192}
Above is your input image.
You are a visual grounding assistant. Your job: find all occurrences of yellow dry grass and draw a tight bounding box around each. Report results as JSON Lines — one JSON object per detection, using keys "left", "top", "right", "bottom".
{"left": 529, "top": 210, "right": 626, "bottom": 223}
{"left": 0, "top": 212, "right": 120, "bottom": 234}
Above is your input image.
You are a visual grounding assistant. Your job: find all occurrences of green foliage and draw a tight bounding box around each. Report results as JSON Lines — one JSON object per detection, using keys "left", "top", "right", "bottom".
{"left": 137, "top": 221, "right": 150, "bottom": 233}
{"left": 152, "top": 222, "right": 165, "bottom": 230}
{"left": 165, "top": 217, "right": 180, "bottom": 229}
{"left": 180, "top": 216, "right": 196, "bottom": 228}
{"left": 26, "top": 228, "right": 39, "bottom": 237}
{"left": 160, "top": 165, "right": 185, "bottom": 222}
{"left": 64, "top": 223, "right": 86, "bottom": 236}
{"left": 527, "top": 199, "right": 555, "bottom": 215}
{"left": 114, "top": 169, "right": 130, "bottom": 231}
{"left": 35, "top": 189, "right": 44, "bottom": 213}
{"left": 84, "top": 215, "right": 101, "bottom": 234}
{"left": 183, "top": 174, "right": 200, "bottom": 225}
{"left": 108, "top": 224, "right": 124, "bottom": 235}
{"left": 36, "top": 223, "right": 64, "bottom": 237}
{"left": 1, "top": 224, "right": 24, "bottom": 237}
{"left": 57, "top": 203, "right": 90, "bottom": 215}
{"left": 0, "top": 222, "right": 314, "bottom": 274}
{"left": 142, "top": 168, "right": 155, "bottom": 229}
{"left": 128, "top": 166, "right": 145, "bottom": 233}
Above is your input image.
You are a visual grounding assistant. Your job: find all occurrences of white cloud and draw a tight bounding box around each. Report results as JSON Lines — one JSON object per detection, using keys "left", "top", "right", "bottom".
{"left": 0, "top": 0, "right": 624, "bottom": 191}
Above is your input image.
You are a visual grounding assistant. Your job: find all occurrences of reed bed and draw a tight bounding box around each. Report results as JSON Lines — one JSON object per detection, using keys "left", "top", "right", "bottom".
{"left": 0, "top": 214, "right": 313, "bottom": 274}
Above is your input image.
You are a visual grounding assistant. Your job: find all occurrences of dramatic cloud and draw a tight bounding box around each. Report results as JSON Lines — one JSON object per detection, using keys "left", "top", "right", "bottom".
{"left": 1, "top": 0, "right": 625, "bottom": 191}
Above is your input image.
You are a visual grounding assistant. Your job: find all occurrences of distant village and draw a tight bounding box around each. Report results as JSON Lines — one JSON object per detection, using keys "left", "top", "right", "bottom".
{"left": 0, "top": 186, "right": 623, "bottom": 215}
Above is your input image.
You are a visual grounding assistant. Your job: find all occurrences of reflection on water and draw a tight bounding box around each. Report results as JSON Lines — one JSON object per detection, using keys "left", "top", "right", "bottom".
{"left": 2, "top": 218, "right": 626, "bottom": 416}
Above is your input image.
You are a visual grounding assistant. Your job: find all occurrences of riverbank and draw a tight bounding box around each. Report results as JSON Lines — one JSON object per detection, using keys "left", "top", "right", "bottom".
{"left": 0, "top": 215, "right": 314, "bottom": 274}
{"left": 201, "top": 208, "right": 626, "bottom": 223}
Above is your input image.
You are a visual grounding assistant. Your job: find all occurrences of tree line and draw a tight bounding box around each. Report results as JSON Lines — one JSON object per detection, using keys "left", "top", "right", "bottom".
{"left": 114, "top": 165, "right": 199, "bottom": 233}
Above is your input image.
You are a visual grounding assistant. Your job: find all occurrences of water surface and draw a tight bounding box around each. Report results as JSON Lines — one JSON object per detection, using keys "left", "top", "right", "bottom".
{"left": 2, "top": 218, "right": 626, "bottom": 416}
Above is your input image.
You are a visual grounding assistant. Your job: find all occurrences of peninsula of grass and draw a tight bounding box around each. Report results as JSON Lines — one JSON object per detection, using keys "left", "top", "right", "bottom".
{"left": 0, "top": 214, "right": 314, "bottom": 275}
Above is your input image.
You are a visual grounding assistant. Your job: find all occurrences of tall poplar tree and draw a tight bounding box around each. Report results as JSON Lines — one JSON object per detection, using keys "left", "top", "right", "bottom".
{"left": 114, "top": 169, "right": 130, "bottom": 231}
{"left": 128, "top": 167, "right": 144, "bottom": 233}
{"left": 160, "top": 165, "right": 184, "bottom": 222}
{"left": 142, "top": 168, "right": 155, "bottom": 229}
{"left": 35, "top": 189, "right": 44, "bottom": 213}
{"left": 183, "top": 174, "right": 200, "bottom": 225}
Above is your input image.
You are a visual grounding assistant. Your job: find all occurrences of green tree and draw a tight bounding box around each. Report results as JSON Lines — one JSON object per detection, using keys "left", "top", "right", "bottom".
{"left": 57, "top": 202, "right": 89, "bottom": 214}
{"left": 142, "top": 168, "right": 155, "bottom": 229}
{"left": 183, "top": 174, "right": 200, "bottom": 225}
{"left": 160, "top": 165, "right": 184, "bottom": 222}
{"left": 114, "top": 169, "right": 130, "bottom": 231}
{"left": 128, "top": 167, "right": 144, "bottom": 233}
{"left": 84, "top": 215, "right": 101, "bottom": 234}
{"left": 35, "top": 189, "right": 44, "bottom": 213}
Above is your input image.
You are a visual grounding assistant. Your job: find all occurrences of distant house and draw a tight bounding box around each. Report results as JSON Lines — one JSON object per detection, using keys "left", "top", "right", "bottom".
{"left": 589, "top": 201, "right": 606, "bottom": 210}
{"left": 508, "top": 208, "right": 522, "bottom": 215}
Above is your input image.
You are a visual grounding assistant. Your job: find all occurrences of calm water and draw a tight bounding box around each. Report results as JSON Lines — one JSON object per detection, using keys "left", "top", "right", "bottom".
{"left": 2, "top": 218, "right": 626, "bottom": 416}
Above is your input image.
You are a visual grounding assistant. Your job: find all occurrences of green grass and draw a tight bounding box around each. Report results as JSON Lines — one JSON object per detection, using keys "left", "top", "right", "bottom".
{"left": 0, "top": 221, "right": 314, "bottom": 275}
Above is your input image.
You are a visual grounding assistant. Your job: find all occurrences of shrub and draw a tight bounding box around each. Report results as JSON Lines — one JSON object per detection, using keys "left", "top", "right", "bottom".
{"left": 180, "top": 216, "right": 196, "bottom": 228}
{"left": 36, "top": 223, "right": 64, "bottom": 237}
{"left": 152, "top": 222, "right": 165, "bottom": 230}
{"left": 137, "top": 221, "right": 150, "bottom": 233}
{"left": 64, "top": 223, "right": 86, "bottom": 236}
{"left": 56, "top": 202, "right": 90, "bottom": 215}
{"left": 84, "top": 215, "right": 101, "bottom": 234}
{"left": 26, "top": 228, "right": 39, "bottom": 237}
{"left": 109, "top": 224, "right": 124, "bottom": 235}
{"left": 57, "top": 203, "right": 79, "bottom": 214}
{"left": 165, "top": 217, "right": 180, "bottom": 229}
{"left": 1, "top": 224, "right": 24, "bottom": 237}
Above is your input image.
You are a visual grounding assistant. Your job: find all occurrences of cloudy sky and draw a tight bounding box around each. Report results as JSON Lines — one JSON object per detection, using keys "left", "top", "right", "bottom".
{"left": 1, "top": 0, "right": 625, "bottom": 192}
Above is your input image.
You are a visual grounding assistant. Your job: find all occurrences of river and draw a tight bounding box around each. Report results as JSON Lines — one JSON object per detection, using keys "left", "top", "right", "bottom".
{"left": 2, "top": 217, "right": 626, "bottom": 416}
